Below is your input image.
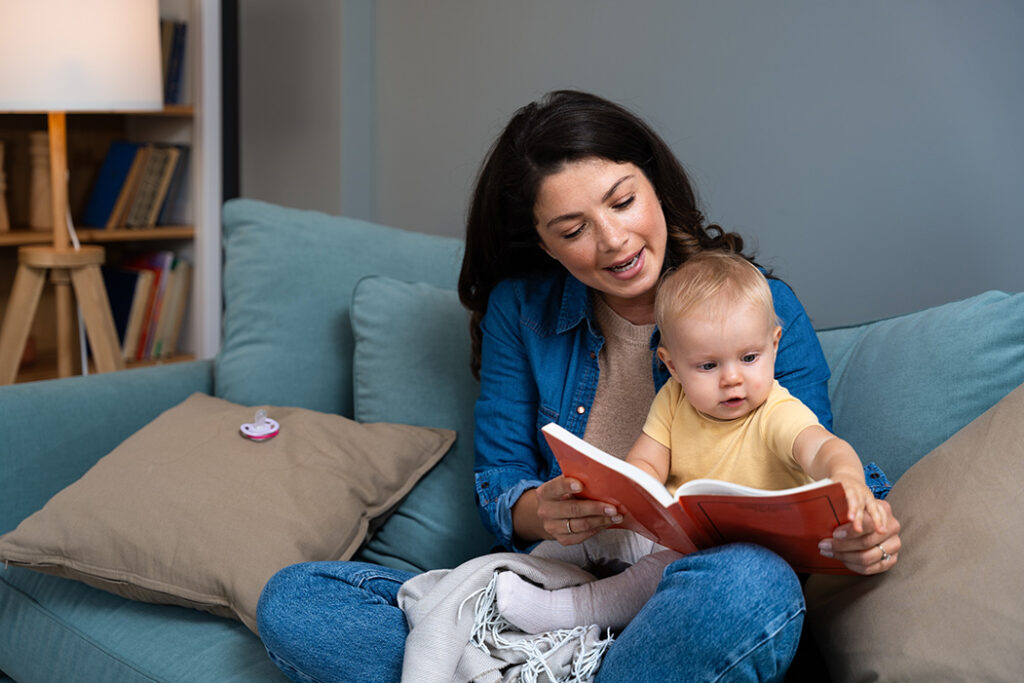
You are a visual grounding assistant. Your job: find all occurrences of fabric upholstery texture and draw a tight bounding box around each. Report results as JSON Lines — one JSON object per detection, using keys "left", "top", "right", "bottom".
{"left": 816, "top": 290, "right": 1024, "bottom": 480}
{"left": 216, "top": 199, "right": 463, "bottom": 417}
{"left": 0, "top": 393, "right": 454, "bottom": 633}
{"left": 350, "top": 276, "right": 494, "bottom": 571}
{"left": 805, "top": 381, "right": 1024, "bottom": 682}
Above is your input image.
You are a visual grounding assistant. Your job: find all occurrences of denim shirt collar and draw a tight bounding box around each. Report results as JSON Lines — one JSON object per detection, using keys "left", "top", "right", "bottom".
{"left": 554, "top": 273, "right": 662, "bottom": 352}
{"left": 554, "top": 275, "right": 593, "bottom": 335}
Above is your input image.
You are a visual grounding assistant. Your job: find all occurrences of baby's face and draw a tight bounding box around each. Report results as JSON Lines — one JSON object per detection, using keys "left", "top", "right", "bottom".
{"left": 659, "top": 299, "right": 780, "bottom": 421}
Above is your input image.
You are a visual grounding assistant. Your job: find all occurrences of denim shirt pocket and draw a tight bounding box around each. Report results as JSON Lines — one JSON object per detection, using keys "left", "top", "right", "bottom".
{"left": 537, "top": 403, "right": 560, "bottom": 433}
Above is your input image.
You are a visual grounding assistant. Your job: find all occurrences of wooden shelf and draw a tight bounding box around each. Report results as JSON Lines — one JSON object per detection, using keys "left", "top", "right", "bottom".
{"left": 0, "top": 227, "right": 195, "bottom": 247}
{"left": 1, "top": 0, "right": 223, "bottom": 378}
{"left": 0, "top": 106, "right": 194, "bottom": 117}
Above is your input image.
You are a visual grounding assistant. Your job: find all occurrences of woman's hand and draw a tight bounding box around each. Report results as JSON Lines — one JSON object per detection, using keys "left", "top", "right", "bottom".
{"left": 514, "top": 475, "right": 623, "bottom": 545}
{"left": 818, "top": 499, "right": 901, "bottom": 575}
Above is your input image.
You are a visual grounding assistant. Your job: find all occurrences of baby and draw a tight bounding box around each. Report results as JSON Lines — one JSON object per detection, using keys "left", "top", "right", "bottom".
{"left": 497, "top": 250, "right": 886, "bottom": 633}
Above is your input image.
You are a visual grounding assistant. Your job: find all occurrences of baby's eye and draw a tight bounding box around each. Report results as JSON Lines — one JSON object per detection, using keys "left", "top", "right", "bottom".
{"left": 741, "top": 353, "right": 758, "bottom": 363}
{"left": 698, "top": 362, "right": 717, "bottom": 371}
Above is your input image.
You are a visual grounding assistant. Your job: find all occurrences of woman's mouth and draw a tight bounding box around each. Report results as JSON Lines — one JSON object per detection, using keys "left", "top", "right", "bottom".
{"left": 606, "top": 250, "right": 644, "bottom": 277}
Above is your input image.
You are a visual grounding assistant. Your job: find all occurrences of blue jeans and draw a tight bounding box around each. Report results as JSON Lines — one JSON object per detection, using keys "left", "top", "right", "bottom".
{"left": 257, "top": 543, "right": 804, "bottom": 682}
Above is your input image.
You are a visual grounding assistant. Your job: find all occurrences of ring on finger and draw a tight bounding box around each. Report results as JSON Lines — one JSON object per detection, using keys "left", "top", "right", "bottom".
{"left": 565, "top": 518, "right": 573, "bottom": 535}
{"left": 877, "top": 543, "right": 892, "bottom": 563}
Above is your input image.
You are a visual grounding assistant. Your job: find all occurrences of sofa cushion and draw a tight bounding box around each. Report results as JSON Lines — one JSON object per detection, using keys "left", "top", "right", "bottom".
{"left": 804, "top": 381, "right": 1024, "bottom": 681}
{"left": 816, "top": 290, "right": 1024, "bottom": 481}
{"left": 349, "top": 276, "right": 494, "bottom": 571}
{"left": 0, "top": 567, "right": 286, "bottom": 682}
{"left": 216, "top": 199, "right": 463, "bottom": 417}
{"left": 0, "top": 393, "right": 454, "bottom": 633}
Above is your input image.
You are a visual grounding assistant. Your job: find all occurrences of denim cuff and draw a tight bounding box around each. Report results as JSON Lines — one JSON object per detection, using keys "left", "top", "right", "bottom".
{"left": 475, "top": 471, "right": 544, "bottom": 551}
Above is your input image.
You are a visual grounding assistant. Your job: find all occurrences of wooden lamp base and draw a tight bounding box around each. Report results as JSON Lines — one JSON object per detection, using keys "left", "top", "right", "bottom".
{"left": 0, "top": 244, "right": 125, "bottom": 384}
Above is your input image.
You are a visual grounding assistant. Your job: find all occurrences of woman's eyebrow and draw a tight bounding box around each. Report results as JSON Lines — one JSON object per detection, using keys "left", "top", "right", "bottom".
{"left": 544, "top": 175, "right": 635, "bottom": 230}
{"left": 602, "top": 175, "right": 633, "bottom": 202}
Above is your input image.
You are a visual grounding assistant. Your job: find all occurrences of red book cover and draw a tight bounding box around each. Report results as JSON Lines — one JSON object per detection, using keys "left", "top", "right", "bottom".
{"left": 542, "top": 423, "right": 854, "bottom": 575}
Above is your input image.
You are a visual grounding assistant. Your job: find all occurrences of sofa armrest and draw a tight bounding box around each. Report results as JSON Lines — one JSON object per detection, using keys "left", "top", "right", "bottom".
{"left": 0, "top": 360, "right": 214, "bottom": 534}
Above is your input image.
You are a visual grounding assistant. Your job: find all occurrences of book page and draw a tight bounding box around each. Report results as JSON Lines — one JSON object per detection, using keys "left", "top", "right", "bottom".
{"left": 675, "top": 477, "right": 835, "bottom": 498}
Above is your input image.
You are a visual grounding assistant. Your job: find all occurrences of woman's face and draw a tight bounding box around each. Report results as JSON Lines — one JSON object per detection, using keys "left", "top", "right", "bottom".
{"left": 534, "top": 157, "right": 668, "bottom": 323}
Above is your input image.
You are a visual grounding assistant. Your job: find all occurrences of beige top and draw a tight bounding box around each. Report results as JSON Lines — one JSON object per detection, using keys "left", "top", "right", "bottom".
{"left": 583, "top": 294, "right": 656, "bottom": 460}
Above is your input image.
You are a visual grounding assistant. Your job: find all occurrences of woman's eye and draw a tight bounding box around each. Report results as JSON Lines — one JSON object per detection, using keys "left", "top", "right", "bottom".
{"left": 562, "top": 224, "right": 585, "bottom": 239}
{"left": 612, "top": 196, "right": 635, "bottom": 210}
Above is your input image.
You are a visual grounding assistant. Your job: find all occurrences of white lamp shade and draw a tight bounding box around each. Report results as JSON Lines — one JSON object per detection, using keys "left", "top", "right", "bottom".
{"left": 0, "top": 0, "right": 163, "bottom": 111}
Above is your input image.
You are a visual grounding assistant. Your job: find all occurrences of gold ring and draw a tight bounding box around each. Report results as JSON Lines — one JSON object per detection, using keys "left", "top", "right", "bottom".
{"left": 878, "top": 543, "right": 892, "bottom": 563}
{"left": 565, "top": 518, "right": 573, "bottom": 535}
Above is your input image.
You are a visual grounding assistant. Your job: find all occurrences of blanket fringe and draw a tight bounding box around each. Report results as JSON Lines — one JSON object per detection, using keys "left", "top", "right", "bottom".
{"left": 459, "top": 571, "right": 615, "bottom": 683}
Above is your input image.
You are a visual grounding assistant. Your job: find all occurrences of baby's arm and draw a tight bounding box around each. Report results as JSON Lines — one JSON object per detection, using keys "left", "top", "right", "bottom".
{"left": 792, "top": 425, "right": 887, "bottom": 534}
{"left": 625, "top": 433, "right": 671, "bottom": 485}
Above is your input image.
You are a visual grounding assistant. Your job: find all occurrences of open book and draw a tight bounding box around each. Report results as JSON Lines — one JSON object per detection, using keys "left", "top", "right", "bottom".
{"left": 542, "top": 423, "right": 853, "bottom": 575}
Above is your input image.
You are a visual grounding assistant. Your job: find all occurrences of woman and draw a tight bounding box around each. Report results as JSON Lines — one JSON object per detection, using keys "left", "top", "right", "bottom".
{"left": 258, "top": 90, "right": 902, "bottom": 682}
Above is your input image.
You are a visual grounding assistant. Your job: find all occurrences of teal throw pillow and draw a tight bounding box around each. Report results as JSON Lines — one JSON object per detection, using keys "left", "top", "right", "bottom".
{"left": 216, "top": 199, "right": 463, "bottom": 417}
{"left": 350, "top": 276, "right": 494, "bottom": 571}
{"left": 817, "top": 290, "right": 1024, "bottom": 481}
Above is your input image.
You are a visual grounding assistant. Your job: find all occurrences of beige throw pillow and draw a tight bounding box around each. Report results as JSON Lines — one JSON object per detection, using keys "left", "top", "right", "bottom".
{"left": 0, "top": 393, "right": 455, "bottom": 633}
{"left": 805, "top": 382, "right": 1024, "bottom": 681}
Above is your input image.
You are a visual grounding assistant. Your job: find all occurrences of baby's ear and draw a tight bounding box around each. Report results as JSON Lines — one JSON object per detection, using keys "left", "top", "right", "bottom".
{"left": 771, "top": 325, "right": 782, "bottom": 350}
{"left": 656, "top": 346, "right": 676, "bottom": 376}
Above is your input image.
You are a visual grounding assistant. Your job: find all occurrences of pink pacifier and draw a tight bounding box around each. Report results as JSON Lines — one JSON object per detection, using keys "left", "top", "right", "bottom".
{"left": 240, "top": 408, "right": 280, "bottom": 441}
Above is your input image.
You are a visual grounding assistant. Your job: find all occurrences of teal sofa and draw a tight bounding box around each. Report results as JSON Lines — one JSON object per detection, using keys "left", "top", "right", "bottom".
{"left": 1, "top": 199, "right": 1022, "bottom": 682}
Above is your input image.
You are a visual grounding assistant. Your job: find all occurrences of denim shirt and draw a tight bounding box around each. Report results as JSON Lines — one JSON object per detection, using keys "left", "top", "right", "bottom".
{"left": 473, "top": 269, "right": 886, "bottom": 551}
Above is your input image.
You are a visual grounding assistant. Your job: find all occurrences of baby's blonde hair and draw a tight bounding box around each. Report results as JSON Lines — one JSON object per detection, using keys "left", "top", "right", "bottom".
{"left": 655, "top": 251, "right": 777, "bottom": 340}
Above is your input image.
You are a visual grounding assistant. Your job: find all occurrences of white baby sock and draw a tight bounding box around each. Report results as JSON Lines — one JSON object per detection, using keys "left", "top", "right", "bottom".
{"left": 495, "top": 549, "right": 680, "bottom": 633}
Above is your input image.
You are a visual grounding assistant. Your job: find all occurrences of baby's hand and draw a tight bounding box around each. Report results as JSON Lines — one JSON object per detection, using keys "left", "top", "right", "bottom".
{"left": 836, "top": 475, "right": 887, "bottom": 535}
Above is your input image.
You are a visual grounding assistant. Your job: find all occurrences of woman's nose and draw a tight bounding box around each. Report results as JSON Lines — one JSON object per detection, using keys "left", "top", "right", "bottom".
{"left": 594, "top": 217, "right": 628, "bottom": 252}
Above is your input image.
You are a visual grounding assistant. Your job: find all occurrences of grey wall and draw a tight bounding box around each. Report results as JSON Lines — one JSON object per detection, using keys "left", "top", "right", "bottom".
{"left": 242, "top": 1, "right": 1024, "bottom": 328}
{"left": 239, "top": 0, "right": 342, "bottom": 215}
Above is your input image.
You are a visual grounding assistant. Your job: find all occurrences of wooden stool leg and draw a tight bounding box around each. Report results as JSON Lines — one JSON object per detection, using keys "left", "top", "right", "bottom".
{"left": 70, "top": 263, "right": 125, "bottom": 373}
{"left": 0, "top": 264, "right": 47, "bottom": 384}
{"left": 52, "top": 269, "right": 76, "bottom": 377}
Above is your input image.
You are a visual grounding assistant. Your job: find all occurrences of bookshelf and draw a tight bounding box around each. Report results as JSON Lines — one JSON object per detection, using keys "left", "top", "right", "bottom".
{"left": 0, "top": 0, "right": 221, "bottom": 383}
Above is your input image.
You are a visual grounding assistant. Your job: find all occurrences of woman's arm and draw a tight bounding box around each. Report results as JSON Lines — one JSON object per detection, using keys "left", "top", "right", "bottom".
{"left": 473, "top": 281, "right": 548, "bottom": 549}
{"left": 769, "top": 278, "right": 902, "bottom": 574}
{"left": 769, "top": 278, "right": 833, "bottom": 429}
{"left": 474, "top": 279, "right": 620, "bottom": 549}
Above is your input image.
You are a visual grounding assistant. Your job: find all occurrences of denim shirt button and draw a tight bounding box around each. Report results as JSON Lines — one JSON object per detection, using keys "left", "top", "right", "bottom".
{"left": 589, "top": 351, "right": 596, "bottom": 359}
{"left": 576, "top": 405, "right": 586, "bottom": 414}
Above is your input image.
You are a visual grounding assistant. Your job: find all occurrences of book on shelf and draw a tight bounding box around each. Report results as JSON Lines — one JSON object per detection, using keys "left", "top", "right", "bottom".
{"left": 143, "top": 145, "right": 182, "bottom": 227}
{"left": 124, "top": 146, "right": 171, "bottom": 228}
{"left": 106, "top": 145, "right": 153, "bottom": 229}
{"left": 125, "top": 145, "right": 182, "bottom": 228}
{"left": 151, "top": 259, "right": 191, "bottom": 359}
{"left": 120, "top": 269, "right": 155, "bottom": 362}
{"left": 161, "top": 19, "right": 188, "bottom": 105}
{"left": 156, "top": 145, "right": 190, "bottom": 225}
{"left": 542, "top": 422, "right": 855, "bottom": 575}
{"left": 81, "top": 141, "right": 142, "bottom": 228}
{"left": 92, "top": 144, "right": 188, "bottom": 230}
{"left": 122, "top": 251, "right": 175, "bottom": 361}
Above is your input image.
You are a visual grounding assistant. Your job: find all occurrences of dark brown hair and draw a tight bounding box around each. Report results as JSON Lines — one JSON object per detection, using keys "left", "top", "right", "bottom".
{"left": 458, "top": 90, "right": 746, "bottom": 377}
